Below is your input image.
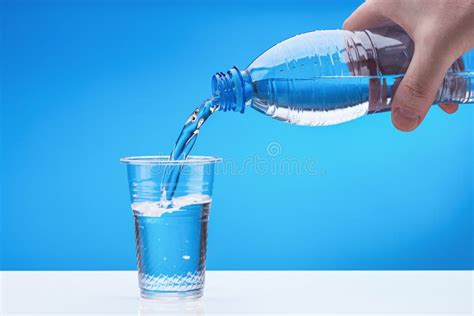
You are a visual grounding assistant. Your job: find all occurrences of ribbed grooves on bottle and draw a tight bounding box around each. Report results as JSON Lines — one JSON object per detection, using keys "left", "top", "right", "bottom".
{"left": 362, "top": 30, "right": 381, "bottom": 76}
{"left": 212, "top": 67, "right": 246, "bottom": 113}
{"left": 212, "top": 71, "right": 235, "bottom": 112}
{"left": 348, "top": 31, "right": 390, "bottom": 113}
{"left": 466, "top": 75, "right": 473, "bottom": 103}
{"left": 345, "top": 35, "right": 363, "bottom": 76}
{"left": 345, "top": 30, "right": 381, "bottom": 77}
{"left": 436, "top": 58, "right": 473, "bottom": 104}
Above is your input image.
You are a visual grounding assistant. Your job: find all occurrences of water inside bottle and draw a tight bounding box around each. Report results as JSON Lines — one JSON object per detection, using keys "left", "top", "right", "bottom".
{"left": 251, "top": 76, "right": 396, "bottom": 126}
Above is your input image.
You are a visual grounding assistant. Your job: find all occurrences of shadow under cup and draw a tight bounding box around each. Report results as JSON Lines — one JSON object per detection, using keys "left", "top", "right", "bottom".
{"left": 121, "top": 156, "right": 221, "bottom": 300}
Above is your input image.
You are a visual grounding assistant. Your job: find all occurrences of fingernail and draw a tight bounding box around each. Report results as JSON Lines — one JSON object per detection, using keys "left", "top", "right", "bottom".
{"left": 393, "top": 107, "right": 420, "bottom": 131}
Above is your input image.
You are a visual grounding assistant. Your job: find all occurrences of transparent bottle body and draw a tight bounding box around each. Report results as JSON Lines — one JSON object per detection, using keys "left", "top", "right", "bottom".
{"left": 242, "top": 26, "right": 473, "bottom": 126}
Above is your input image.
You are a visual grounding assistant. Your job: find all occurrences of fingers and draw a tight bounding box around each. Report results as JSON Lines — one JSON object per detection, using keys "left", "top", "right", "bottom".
{"left": 391, "top": 48, "right": 453, "bottom": 131}
{"left": 439, "top": 103, "right": 459, "bottom": 114}
{"left": 343, "top": 2, "right": 391, "bottom": 31}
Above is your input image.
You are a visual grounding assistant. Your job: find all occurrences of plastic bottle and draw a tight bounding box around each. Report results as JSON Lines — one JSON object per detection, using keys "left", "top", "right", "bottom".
{"left": 212, "top": 25, "right": 473, "bottom": 126}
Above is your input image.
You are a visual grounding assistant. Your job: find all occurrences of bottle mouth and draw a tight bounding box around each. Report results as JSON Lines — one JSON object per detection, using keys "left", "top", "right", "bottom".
{"left": 212, "top": 66, "right": 246, "bottom": 113}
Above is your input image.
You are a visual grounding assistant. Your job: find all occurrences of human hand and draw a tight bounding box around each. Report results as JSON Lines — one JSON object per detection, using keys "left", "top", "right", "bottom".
{"left": 344, "top": 0, "right": 474, "bottom": 131}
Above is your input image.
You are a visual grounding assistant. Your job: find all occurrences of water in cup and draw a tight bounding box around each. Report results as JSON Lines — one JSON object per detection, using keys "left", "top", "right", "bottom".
{"left": 122, "top": 156, "right": 219, "bottom": 300}
{"left": 133, "top": 194, "right": 211, "bottom": 298}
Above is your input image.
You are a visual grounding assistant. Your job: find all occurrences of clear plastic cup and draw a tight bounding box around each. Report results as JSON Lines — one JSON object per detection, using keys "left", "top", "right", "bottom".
{"left": 121, "top": 156, "right": 221, "bottom": 300}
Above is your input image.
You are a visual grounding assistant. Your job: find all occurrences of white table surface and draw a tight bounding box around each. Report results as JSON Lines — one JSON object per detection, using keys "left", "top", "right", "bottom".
{"left": 1, "top": 271, "right": 472, "bottom": 315}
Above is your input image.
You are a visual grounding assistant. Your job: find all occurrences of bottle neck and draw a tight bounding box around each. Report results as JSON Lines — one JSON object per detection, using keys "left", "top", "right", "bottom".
{"left": 212, "top": 67, "right": 252, "bottom": 113}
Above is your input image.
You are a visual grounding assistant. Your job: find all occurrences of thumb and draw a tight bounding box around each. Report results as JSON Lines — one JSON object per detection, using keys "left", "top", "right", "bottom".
{"left": 391, "top": 47, "right": 452, "bottom": 132}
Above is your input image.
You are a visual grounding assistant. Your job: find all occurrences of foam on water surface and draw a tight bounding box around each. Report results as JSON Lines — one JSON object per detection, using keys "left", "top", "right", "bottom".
{"left": 132, "top": 194, "right": 212, "bottom": 217}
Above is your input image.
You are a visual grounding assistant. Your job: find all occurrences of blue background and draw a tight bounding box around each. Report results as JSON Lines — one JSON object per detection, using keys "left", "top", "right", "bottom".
{"left": 1, "top": 0, "right": 472, "bottom": 270}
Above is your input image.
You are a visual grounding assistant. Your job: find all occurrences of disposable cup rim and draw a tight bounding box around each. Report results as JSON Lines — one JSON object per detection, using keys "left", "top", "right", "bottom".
{"left": 120, "top": 155, "right": 222, "bottom": 165}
